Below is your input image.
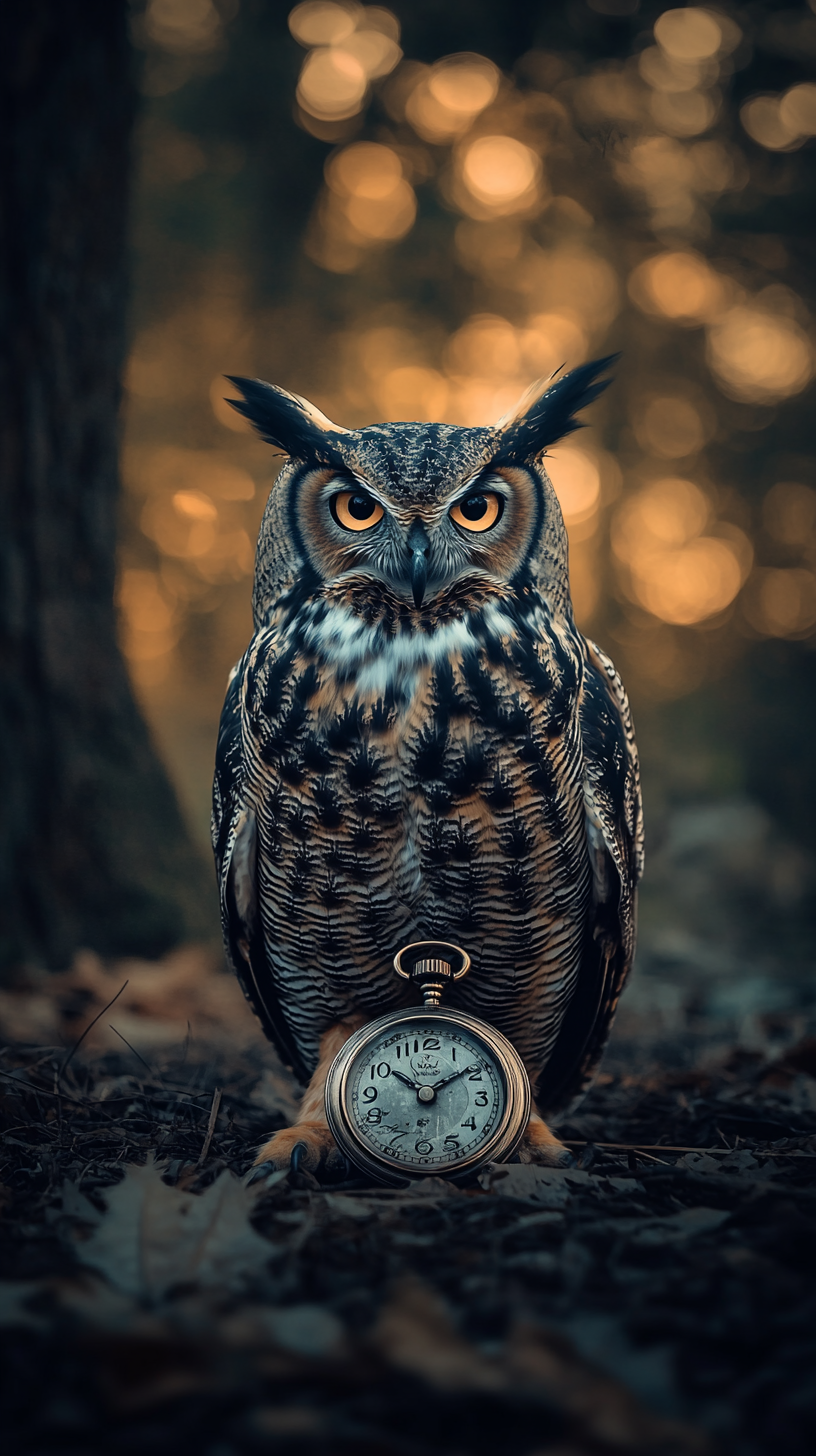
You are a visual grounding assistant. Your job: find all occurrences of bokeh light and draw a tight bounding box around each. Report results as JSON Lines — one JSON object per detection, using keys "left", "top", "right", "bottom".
{"left": 780, "top": 83, "right": 816, "bottom": 138}
{"left": 633, "top": 537, "right": 744, "bottom": 625}
{"left": 546, "top": 447, "right": 602, "bottom": 529}
{"left": 706, "top": 307, "right": 813, "bottom": 403}
{"left": 653, "top": 8, "right": 724, "bottom": 63}
{"left": 629, "top": 251, "right": 727, "bottom": 324}
{"left": 612, "top": 478, "right": 750, "bottom": 625}
{"left": 458, "top": 136, "right": 542, "bottom": 216}
{"left": 743, "top": 569, "right": 816, "bottom": 639}
{"left": 742, "top": 83, "right": 816, "bottom": 151}
{"left": 293, "top": 3, "right": 401, "bottom": 122}
{"left": 639, "top": 46, "right": 714, "bottom": 95}
{"left": 288, "top": 2, "right": 359, "bottom": 48}
{"left": 634, "top": 396, "right": 709, "bottom": 460}
{"left": 649, "top": 88, "right": 719, "bottom": 138}
{"left": 616, "top": 477, "right": 710, "bottom": 551}
{"left": 308, "top": 141, "right": 417, "bottom": 268}
{"left": 445, "top": 314, "right": 519, "bottom": 378}
{"left": 405, "top": 55, "right": 500, "bottom": 143}
{"left": 740, "top": 96, "right": 802, "bottom": 152}
{"left": 297, "top": 46, "right": 368, "bottom": 120}
{"left": 327, "top": 142, "right": 416, "bottom": 238}
{"left": 520, "top": 314, "right": 588, "bottom": 376}
{"left": 616, "top": 135, "right": 741, "bottom": 235}
{"left": 342, "top": 29, "right": 401, "bottom": 81}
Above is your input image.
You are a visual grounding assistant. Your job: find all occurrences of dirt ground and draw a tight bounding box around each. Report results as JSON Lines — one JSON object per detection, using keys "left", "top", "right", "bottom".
{"left": 1, "top": 797, "right": 815, "bottom": 1456}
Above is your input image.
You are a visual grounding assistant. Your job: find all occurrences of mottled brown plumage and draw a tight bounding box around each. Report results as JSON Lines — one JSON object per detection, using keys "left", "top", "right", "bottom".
{"left": 212, "top": 362, "right": 643, "bottom": 1174}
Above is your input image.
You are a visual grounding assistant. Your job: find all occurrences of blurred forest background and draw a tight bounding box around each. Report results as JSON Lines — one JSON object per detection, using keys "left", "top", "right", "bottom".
{"left": 123, "top": 0, "right": 816, "bottom": 834}
{"left": 113, "top": 0, "right": 816, "bottom": 1049}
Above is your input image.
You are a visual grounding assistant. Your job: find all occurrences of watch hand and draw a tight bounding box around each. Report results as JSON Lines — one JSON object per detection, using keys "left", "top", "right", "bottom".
{"left": 390, "top": 1069, "right": 422, "bottom": 1091}
{"left": 432, "top": 1065, "right": 480, "bottom": 1091}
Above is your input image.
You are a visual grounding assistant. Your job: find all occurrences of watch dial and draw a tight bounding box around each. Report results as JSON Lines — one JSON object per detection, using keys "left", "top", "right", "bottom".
{"left": 347, "top": 1020, "right": 505, "bottom": 1170}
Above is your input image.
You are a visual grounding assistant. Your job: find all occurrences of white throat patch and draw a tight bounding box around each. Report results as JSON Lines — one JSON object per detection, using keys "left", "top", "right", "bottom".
{"left": 295, "top": 599, "right": 518, "bottom": 697}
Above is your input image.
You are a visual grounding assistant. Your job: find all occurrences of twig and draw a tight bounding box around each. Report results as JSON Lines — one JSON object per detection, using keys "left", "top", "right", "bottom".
{"left": 0, "top": 1066, "right": 99, "bottom": 1110}
{"left": 197, "top": 1087, "right": 222, "bottom": 1167}
{"left": 108, "top": 1024, "right": 156, "bottom": 1079}
{"left": 58, "top": 981, "right": 129, "bottom": 1085}
{"left": 561, "top": 1141, "right": 807, "bottom": 1157}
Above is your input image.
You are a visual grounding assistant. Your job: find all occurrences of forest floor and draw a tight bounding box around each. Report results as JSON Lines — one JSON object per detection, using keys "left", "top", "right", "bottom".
{"left": 1, "top": 797, "right": 815, "bottom": 1456}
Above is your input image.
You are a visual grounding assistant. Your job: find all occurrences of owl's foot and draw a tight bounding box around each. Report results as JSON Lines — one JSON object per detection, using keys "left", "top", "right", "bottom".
{"left": 248, "top": 1015, "right": 368, "bottom": 1185}
{"left": 250, "top": 1122, "right": 346, "bottom": 1179}
{"left": 517, "top": 1113, "right": 575, "bottom": 1167}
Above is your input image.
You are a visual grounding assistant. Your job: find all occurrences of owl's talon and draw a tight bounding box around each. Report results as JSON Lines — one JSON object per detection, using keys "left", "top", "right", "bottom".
{"left": 289, "top": 1141, "right": 308, "bottom": 1174}
{"left": 244, "top": 1161, "right": 284, "bottom": 1188}
{"left": 252, "top": 1122, "right": 344, "bottom": 1179}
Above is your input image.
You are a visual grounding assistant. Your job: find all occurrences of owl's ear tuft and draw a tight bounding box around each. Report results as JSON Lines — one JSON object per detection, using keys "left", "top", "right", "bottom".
{"left": 492, "top": 355, "right": 619, "bottom": 465}
{"left": 224, "top": 377, "right": 349, "bottom": 466}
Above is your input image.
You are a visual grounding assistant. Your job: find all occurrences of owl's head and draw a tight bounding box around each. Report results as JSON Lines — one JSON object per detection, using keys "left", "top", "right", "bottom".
{"left": 227, "top": 359, "right": 615, "bottom": 630}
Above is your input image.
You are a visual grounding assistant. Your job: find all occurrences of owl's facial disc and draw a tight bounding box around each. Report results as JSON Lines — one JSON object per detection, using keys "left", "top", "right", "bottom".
{"left": 296, "top": 463, "right": 537, "bottom": 612}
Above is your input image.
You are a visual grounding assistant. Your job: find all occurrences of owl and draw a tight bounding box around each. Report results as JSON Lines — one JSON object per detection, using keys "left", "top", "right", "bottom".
{"left": 212, "top": 359, "right": 643, "bottom": 1177}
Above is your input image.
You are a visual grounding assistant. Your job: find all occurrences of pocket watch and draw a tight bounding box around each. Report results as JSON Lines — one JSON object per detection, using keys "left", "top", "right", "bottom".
{"left": 324, "top": 941, "right": 531, "bottom": 1185}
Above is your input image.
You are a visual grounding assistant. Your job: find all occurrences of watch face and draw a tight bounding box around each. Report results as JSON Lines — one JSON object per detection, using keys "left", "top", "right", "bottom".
{"left": 345, "top": 1018, "right": 506, "bottom": 1172}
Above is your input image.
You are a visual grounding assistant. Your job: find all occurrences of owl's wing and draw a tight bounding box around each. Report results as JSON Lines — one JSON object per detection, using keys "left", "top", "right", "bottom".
{"left": 535, "top": 638, "right": 644, "bottom": 1112}
{"left": 212, "top": 651, "right": 307, "bottom": 1082}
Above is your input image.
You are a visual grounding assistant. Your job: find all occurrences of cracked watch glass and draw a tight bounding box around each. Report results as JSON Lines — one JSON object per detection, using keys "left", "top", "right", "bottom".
{"left": 325, "top": 942, "right": 531, "bottom": 1186}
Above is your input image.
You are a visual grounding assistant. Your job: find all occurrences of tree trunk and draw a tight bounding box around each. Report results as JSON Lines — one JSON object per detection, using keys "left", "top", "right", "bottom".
{"left": 0, "top": 0, "right": 214, "bottom": 973}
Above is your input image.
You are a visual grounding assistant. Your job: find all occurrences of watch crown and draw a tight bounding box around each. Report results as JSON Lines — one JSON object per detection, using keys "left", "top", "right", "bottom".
{"left": 393, "top": 941, "right": 471, "bottom": 1007}
{"left": 411, "top": 956, "right": 451, "bottom": 980}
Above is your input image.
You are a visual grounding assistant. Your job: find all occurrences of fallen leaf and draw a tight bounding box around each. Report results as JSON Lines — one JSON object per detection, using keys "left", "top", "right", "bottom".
{"left": 478, "top": 1163, "right": 641, "bottom": 1203}
{"left": 478, "top": 1164, "right": 571, "bottom": 1205}
{"left": 77, "top": 1157, "right": 277, "bottom": 1300}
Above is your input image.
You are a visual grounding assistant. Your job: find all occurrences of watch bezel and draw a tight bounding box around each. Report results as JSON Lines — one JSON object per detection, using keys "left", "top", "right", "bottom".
{"left": 325, "top": 1006, "right": 531, "bottom": 1186}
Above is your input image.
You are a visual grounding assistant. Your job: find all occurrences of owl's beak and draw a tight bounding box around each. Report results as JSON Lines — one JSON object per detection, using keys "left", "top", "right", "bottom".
{"left": 407, "top": 519, "right": 430, "bottom": 608}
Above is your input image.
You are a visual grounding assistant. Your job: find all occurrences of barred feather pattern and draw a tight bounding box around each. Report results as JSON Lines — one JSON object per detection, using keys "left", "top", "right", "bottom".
{"left": 219, "top": 587, "right": 604, "bottom": 1089}
{"left": 211, "top": 365, "right": 642, "bottom": 1110}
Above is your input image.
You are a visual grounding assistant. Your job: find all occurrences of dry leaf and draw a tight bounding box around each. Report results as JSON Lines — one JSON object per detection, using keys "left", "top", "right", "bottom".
{"left": 77, "top": 1157, "right": 277, "bottom": 1300}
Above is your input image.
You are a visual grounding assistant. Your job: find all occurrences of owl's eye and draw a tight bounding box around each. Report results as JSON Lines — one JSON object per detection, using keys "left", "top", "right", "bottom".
{"left": 449, "top": 492, "right": 504, "bottom": 533}
{"left": 330, "top": 490, "right": 384, "bottom": 532}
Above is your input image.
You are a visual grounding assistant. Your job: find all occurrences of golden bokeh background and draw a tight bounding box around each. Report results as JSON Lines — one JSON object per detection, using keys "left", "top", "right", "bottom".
{"left": 121, "top": 0, "right": 816, "bottom": 848}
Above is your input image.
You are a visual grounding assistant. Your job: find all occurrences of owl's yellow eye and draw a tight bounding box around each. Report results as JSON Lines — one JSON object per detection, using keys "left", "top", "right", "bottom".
{"left": 331, "top": 490, "right": 384, "bottom": 532}
{"left": 449, "top": 492, "right": 503, "bottom": 533}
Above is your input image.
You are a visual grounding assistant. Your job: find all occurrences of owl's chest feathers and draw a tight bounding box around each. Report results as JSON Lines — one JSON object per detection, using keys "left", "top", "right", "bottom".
{"left": 245, "top": 594, "right": 587, "bottom": 924}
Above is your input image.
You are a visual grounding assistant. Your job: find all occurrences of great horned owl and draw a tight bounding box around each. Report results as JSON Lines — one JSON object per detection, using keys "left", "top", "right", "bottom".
{"left": 212, "top": 360, "right": 643, "bottom": 1175}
